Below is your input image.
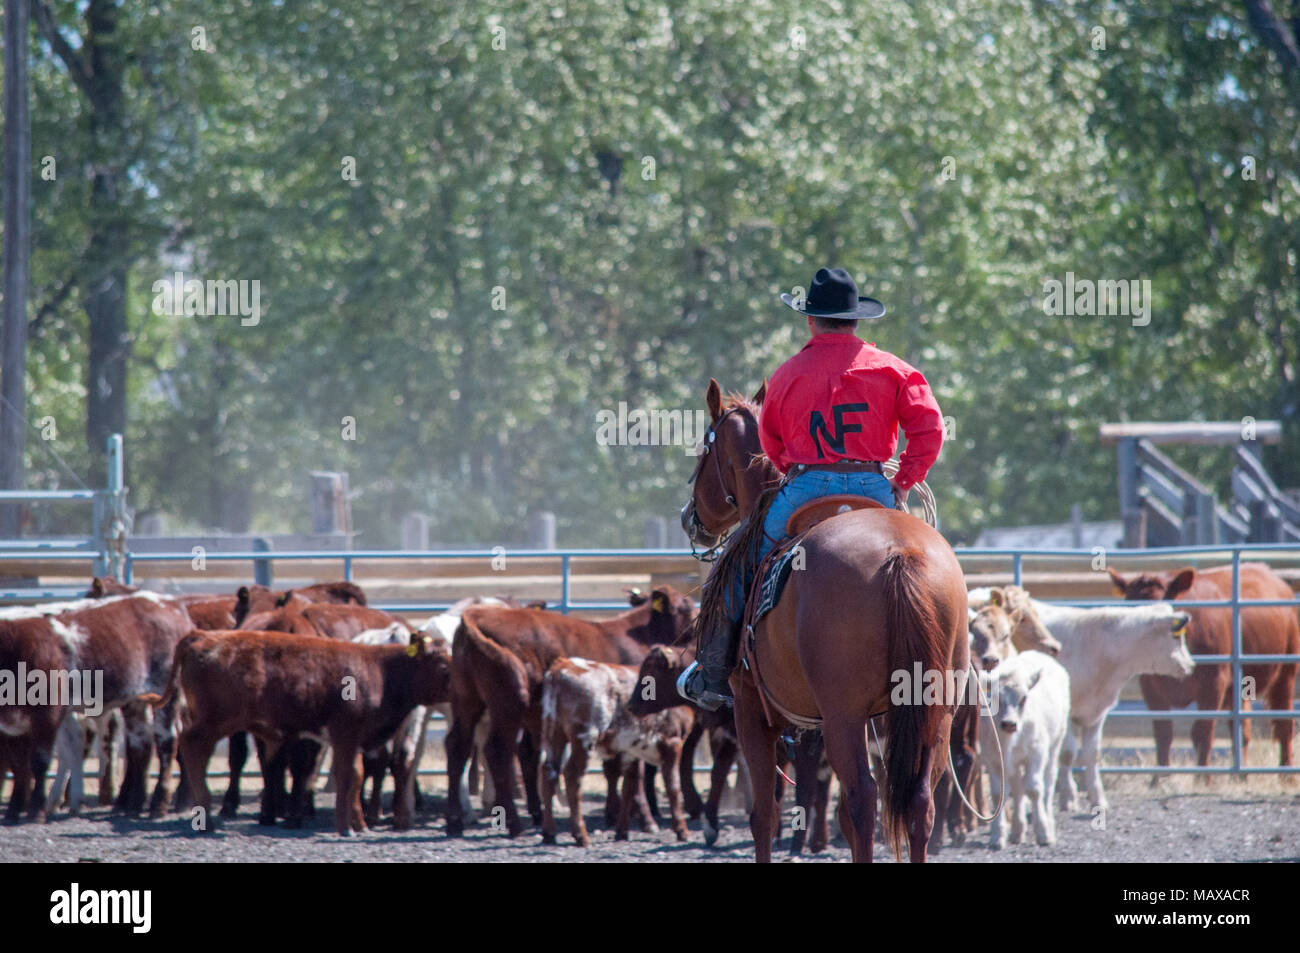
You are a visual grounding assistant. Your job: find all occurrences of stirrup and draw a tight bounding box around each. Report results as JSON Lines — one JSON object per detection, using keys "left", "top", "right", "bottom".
{"left": 676, "top": 661, "right": 733, "bottom": 711}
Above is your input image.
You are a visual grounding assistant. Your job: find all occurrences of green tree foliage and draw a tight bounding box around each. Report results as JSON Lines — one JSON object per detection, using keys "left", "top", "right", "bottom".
{"left": 15, "top": 0, "right": 1297, "bottom": 545}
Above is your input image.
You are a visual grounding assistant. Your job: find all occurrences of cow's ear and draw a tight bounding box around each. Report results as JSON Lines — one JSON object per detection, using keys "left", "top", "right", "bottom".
{"left": 649, "top": 588, "right": 669, "bottom": 615}
{"left": 91, "top": 578, "right": 105, "bottom": 598}
{"left": 988, "top": 587, "right": 1005, "bottom": 607}
{"left": 1106, "top": 568, "right": 1128, "bottom": 596}
{"left": 625, "top": 587, "right": 647, "bottom": 607}
{"left": 1164, "top": 568, "right": 1196, "bottom": 601}
{"left": 752, "top": 378, "right": 767, "bottom": 405}
{"left": 1027, "top": 668, "right": 1043, "bottom": 691}
{"left": 275, "top": 590, "right": 294, "bottom": 608}
{"left": 706, "top": 379, "right": 724, "bottom": 422}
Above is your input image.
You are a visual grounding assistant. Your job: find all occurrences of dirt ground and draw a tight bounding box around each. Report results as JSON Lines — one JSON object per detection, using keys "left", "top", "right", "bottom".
{"left": 3, "top": 736, "right": 1297, "bottom": 863}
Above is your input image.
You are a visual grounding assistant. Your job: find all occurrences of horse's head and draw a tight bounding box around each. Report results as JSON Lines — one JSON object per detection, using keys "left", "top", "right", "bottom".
{"left": 680, "top": 378, "right": 773, "bottom": 556}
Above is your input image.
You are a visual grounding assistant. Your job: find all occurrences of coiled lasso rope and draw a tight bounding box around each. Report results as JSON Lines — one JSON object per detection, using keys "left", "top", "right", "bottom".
{"left": 881, "top": 459, "right": 939, "bottom": 529}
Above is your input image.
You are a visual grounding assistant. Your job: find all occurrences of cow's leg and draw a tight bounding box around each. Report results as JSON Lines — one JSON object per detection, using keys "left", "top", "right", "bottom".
{"left": 389, "top": 709, "right": 423, "bottom": 830}
{"left": 643, "top": 763, "right": 661, "bottom": 824}
{"left": 702, "top": 731, "right": 736, "bottom": 847}
{"left": 482, "top": 714, "right": 526, "bottom": 837}
{"left": 516, "top": 726, "right": 544, "bottom": 827}
{"left": 46, "top": 713, "right": 82, "bottom": 818}
{"left": 1268, "top": 666, "right": 1297, "bottom": 767}
{"left": 790, "top": 730, "right": 822, "bottom": 855}
{"left": 615, "top": 759, "right": 651, "bottom": 841}
{"left": 148, "top": 697, "right": 179, "bottom": 819}
{"left": 97, "top": 714, "right": 118, "bottom": 806}
{"left": 1078, "top": 720, "right": 1108, "bottom": 812}
{"left": 257, "top": 737, "right": 289, "bottom": 825}
{"left": 362, "top": 745, "right": 387, "bottom": 828}
{"left": 734, "top": 678, "right": 781, "bottom": 863}
{"left": 985, "top": 749, "right": 1008, "bottom": 851}
{"left": 1057, "top": 722, "right": 1079, "bottom": 812}
{"left": 220, "top": 732, "right": 249, "bottom": 818}
{"left": 660, "top": 742, "right": 688, "bottom": 842}
{"left": 115, "top": 702, "right": 152, "bottom": 815}
{"left": 285, "top": 739, "right": 320, "bottom": 828}
{"left": 679, "top": 720, "right": 704, "bottom": 820}
{"left": 601, "top": 757, "right": 621, "bottom": 825}
{"left": 1140, "top": 675, "right": 1174, "bottom": 775}
{"left": 628, "top": 760, "right": 657, "bottom": 836}
{"left": 1193, "top": 669, "right": 1230, "bottom": 774}
{"left": 179, "top": 728, "right": 218, "bottom": 829}
{"left": 562, "top": 741, "right": 590, "bottom": 847}
{"left": 444, "top": 695, "right": 485, "bottom": 837}
{"left": 5, "top": 737, "right": 32, "bottom": 823}
{"left": 1007, "top": 766, "right": 1025, "bottom": 845}
{"left": 328, "top": 737, "right": 366, "bottom": 836}
{"left": 539, "top": 721, "right": 566, "bottom": 845}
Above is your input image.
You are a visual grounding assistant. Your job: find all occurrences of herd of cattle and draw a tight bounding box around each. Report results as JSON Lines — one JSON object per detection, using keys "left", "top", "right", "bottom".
{"left": 0, "top": 561, "right": 1296, "bottom": 855}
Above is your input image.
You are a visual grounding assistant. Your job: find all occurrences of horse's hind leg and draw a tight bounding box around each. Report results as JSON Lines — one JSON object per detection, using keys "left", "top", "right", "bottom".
{"left": 821, "top": 717, "right": 876, "bottom": 863}
{"left": 906, "top": 741, "right": 938, "bottom": 863}
{"left": 733, "top": 679, "right": 780, "bottom": 863}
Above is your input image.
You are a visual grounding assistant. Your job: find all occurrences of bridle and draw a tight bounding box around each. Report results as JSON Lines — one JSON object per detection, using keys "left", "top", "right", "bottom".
{"left": 683, "top": 407, "right": 744, "bottom": 562}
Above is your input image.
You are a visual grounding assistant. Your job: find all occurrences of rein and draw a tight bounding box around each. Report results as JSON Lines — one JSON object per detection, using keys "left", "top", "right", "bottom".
{"left": 684, "top": 406, "right": 746, "bottom": 562}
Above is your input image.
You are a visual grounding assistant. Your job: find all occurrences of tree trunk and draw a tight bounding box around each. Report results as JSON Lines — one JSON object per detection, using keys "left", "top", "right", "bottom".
{"left": 81, "top": 0, "right": 129, "bottom": 484}
{"left": 0, "top": 0, "right": 32, "bottom": 536}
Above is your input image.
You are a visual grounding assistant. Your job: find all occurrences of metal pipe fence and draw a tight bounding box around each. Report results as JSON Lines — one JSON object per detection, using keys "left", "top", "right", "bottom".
{"left": 6, "top": 539, "right": 1300, "bottom": 776}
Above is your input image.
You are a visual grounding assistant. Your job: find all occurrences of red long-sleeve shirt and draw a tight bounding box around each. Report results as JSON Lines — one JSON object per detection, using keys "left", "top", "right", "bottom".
{"left": 758, "top": 333, "right": 944, "bottom": 491}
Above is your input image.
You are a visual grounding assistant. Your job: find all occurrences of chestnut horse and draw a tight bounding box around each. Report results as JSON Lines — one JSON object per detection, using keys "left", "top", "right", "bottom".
{"left": 682, "top": 380, "right": 969, "bottom": 862}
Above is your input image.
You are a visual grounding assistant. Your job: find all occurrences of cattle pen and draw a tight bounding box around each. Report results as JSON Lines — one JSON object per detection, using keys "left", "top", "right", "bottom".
{"left": 3, "top": 538, "right": 1298, "bottom": 779}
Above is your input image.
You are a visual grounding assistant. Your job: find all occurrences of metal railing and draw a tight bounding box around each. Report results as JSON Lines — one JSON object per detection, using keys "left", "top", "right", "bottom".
{"left": 10, "top": 536, "right": 1300, "bottom": 776}
{"left": 964, "top": 543, "right": 1300, "bottom": 774}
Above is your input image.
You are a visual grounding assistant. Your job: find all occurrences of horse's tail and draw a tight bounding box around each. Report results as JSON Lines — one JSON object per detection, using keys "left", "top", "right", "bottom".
{"left": 881, "top": 549, "right": 949, "bottom": 859}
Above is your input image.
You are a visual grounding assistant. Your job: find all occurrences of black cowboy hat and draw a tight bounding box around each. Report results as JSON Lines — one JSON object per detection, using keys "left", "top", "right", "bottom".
{"left": 780, "top": 267, "right": 886, "bottom": 321}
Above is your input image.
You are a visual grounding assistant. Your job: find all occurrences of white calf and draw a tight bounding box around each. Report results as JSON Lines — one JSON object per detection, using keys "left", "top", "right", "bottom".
{"left": 1029, "top": 599, "right": 1194, "bottom": 813}
{"left": 980, "top": 651, "right": 1070, "bottom": 849}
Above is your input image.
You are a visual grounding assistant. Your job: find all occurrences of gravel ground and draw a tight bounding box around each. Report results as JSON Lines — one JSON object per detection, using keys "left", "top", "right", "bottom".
{"left": 3, "top": 776, "right": 1297, "bottom": 863}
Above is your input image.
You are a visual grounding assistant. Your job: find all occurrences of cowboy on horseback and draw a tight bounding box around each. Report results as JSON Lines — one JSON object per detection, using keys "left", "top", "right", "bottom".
{"left": 679, "top": 266, "right": 947, "bottom": 712}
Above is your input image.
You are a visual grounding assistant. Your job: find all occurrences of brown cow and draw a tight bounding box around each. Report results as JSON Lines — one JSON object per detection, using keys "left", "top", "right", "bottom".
{"left": 145, "top": 629, "right": 451, "bottom": 834}
{"left": 0, "top": 592, "right": 192, "bottom": 821}
{"left": 444, "top": 586, "right": 697, "bottom": 836}
{"left": 231, "top": 581, "right": 367, "bottom": 626}
{"left": 1109, "top": 564, "right": 1298, "bottom": 770}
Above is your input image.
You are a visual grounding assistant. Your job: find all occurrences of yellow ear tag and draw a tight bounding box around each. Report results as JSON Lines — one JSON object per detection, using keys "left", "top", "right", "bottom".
{"left": 652, "top": 595, "right": 666, "bottom": 613}
{"left": 406, "top": 643, "right": 419, "bottom": 657}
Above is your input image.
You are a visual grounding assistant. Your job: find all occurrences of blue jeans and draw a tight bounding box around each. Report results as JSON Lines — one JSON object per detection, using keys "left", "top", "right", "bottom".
{"left": 722, "top": 469, "right": 895, "bottom": 623}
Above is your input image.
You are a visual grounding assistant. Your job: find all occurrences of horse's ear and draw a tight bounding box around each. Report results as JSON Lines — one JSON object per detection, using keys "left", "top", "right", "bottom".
{"left": 1164, "top": 568, "right": 1196, "bottom": 601}
{"left": 752, "top": 379, "right": 767, "bottom": 405}
{"left": 706, "top": 379, "right": 724, "bottom": 422}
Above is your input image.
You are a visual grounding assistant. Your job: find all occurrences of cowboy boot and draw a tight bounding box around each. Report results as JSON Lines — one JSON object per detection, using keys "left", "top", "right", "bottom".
{"left": 678, "top": 618, "right": 741, "bottom": 712}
